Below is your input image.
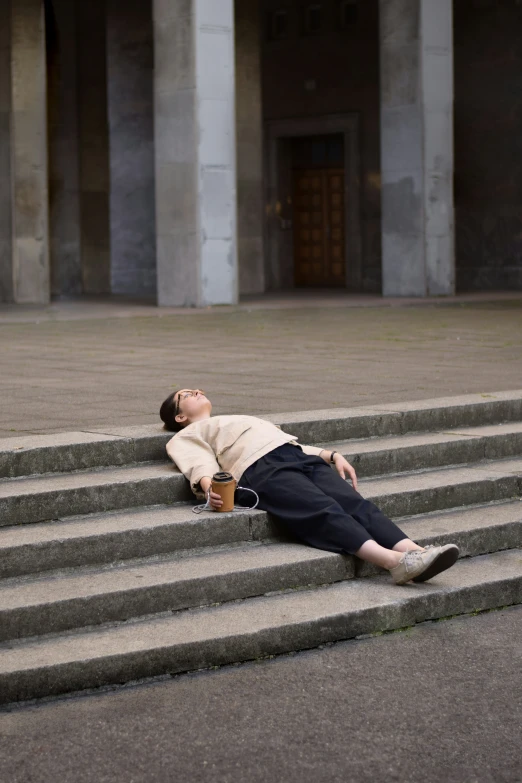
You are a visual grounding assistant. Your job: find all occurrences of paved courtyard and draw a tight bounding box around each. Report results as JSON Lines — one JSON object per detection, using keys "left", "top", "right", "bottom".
{"left": 0, "top": 292, "right": 521, "bottom": 439}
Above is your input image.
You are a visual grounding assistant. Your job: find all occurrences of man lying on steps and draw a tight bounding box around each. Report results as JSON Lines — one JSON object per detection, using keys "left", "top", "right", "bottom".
{"left": 160, "top": 389, "right": 459, "bottom": 586}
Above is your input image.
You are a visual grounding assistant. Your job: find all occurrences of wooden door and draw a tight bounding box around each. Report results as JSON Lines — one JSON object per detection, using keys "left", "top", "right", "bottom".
{"left": 293, "top": 168, "right": 345, "bottom": 287}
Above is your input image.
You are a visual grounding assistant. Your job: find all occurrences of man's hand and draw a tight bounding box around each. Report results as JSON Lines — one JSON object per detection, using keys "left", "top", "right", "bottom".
{"left": 199, "top": 476, "right": 223, "bottom": 511}
{"left": 332, "top": 454, "right": 358, "bottom": 491}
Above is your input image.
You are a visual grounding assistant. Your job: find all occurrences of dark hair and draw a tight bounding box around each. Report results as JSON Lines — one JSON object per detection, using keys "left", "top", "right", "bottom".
{"left": 159, "top": 391, "right": 184, "bottom": 432}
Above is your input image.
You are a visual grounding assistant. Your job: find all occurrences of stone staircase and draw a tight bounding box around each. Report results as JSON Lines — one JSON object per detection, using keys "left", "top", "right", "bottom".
{"left": 0, "top": 391, "right": 521, "bottom": 705}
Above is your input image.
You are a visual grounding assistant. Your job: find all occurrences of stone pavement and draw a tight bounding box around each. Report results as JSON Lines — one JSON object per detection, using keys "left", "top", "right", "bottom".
{"left": 0, "top": 606, "right": 520, "bottom": 783}
{"left": 0, "top": 292, "right": 521, "bottom": 439}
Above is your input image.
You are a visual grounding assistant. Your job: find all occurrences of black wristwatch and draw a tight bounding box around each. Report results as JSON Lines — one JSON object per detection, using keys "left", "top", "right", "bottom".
{"left": 330, "top": 451, "right": 338, "bottom": 463}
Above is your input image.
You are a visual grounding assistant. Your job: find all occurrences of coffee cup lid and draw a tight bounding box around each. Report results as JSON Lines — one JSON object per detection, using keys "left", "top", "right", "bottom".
{"left": 212, "top": 471, "right": 234, "bottom": 483}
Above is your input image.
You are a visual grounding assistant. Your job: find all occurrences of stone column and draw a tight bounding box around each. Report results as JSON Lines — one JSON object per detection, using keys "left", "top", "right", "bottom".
{"left": 107, "top": 0, "right": 156, "bottom": 297}
{"left": 154, "top": 0, "right": 238, "bottom": 307}
{"left": 235, "top": 0, "right": 264, "bottom": 296}
{"left": 380, "top": 0, "right": 455, "bottom": 296}
{"left": 0, "top": 0, "right": 50, "bottom": 304}
{"left": 77, "top": 0, "right": 111, "bottom": 294}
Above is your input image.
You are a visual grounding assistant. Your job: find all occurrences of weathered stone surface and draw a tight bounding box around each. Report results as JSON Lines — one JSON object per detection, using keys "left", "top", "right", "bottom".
{"left": 0, "top": 464, "right": 191, "bottom": 527}
{"left": 0, "top": 431, "right": 135, "bottom": 478}
{"left": 380, "top": 0, "right": 454, "bottom": 296}
{"left": 357, "top": 499, "right": 522, "bottom": 577}
{"left": 271, "top": 391, "right": 522, "bottom": 440}
{"left": 154, "top": 0, "right": 238, "bottom": 307}
{"left": 366, "top": 461, "right": 522, "bottom": 518}
{"left": 331, "top": 422, "right": 522, "bottom": 476}
{"left": 0, "top": 549, "right": 519, "bottom": 704}
{"left": 8, "top": 0, "right": 50, "bottom": 304}
{"left": 0, "top": 300, "right": 520, "bottom": 440}
{"left": 0, "top": 543, "right": 350, "bottom": 641}
{"left": 0, "top": 505, "right": 259, "bottom": 579}
{"left": 0, "top": 391, "right": 520, "bottom": 705}
{"left": 1, "top": 392, "right": 522, "bottom": 478}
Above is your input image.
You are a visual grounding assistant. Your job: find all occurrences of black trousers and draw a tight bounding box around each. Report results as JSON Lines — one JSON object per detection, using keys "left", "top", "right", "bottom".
{"left": 238, "top": 444, "right": 408, "bottom": 555}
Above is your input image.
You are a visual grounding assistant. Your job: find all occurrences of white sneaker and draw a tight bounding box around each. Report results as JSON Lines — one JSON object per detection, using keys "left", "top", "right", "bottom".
{"left": 390, "top": 544, "right": 459, "bottom": 585}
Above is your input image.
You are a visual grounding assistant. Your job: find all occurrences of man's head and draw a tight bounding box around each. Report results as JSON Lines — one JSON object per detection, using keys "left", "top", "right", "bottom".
{"left": 160, "top": 389, "right": 212, "bottom": 432}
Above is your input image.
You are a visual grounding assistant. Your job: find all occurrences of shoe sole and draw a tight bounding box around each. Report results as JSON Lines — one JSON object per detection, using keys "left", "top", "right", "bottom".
{"left": 411, "top": 547, "right": 460, "bottom": 583}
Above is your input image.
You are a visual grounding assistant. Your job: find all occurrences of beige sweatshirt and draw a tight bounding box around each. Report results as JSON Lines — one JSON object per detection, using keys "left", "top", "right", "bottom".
{"left": 166, "top": 414, "right": 325, "bottom": 498}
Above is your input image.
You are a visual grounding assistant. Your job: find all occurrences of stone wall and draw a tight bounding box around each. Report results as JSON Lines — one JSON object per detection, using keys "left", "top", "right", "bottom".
{"left": 454, "top": 0, "right": 522, "bottom": 291}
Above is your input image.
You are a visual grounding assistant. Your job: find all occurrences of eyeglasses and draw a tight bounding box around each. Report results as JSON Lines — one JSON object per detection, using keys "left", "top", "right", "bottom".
{"left": 175, "top": 390, "right": 205, "bottom": 416}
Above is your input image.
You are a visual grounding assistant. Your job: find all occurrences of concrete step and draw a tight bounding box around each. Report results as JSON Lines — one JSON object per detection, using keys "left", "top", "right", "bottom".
{"left": 0, "top": 463, "right": 191, "bottom": 527}
{"left": 0, "top": 460, "right": 522, "bottom": 577}
{"left": 0, "top": 504, "right": 258, "bottom": 579}
{"left": 1, "top": 499, "right": 521, "bottom": 642}
{"left": 1, "top": 486, "right": 521, "bottom": 581}
{"left": 2, "top": 390, "right": 521, "bottom": 479}
{"left": 328, "top": 422, "right": 522, "bottom": 477}
{"left": 1, "top": 548, "right": 520, "bottom": 705}
{"left": 0, "top": 430, "right": 156, "bottom": 481}
{"left": 356, "top": 500, "right": 522, "bottom": 579}
{"left": 397, "top": 501, "right": 522, "bottom": 559}
{"left": 363, "top": 457, "right": 522, "bottom": 518}
{"left": 0, "top": 542, "right": 352, "bottom": 642}
{"left": 1, "top": 429, "right": 521, "bottom": 527}
{"left": 271, "top": 390, "right": 522, "bottom": 446}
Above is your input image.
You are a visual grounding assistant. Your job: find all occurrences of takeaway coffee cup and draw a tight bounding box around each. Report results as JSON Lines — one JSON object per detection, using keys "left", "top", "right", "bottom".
{"left": 211, "top": 471, "right": 237, "bottom": 512}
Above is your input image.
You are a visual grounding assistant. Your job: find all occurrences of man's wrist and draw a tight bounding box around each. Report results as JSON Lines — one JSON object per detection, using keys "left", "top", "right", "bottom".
{"left": 320, "top": 449, "right": 333, "bottom": 463}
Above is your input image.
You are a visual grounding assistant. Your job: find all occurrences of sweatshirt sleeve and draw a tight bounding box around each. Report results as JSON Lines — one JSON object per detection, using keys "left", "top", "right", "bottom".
{"left": 166, "top": 432, "right": 221, "bottom": 498}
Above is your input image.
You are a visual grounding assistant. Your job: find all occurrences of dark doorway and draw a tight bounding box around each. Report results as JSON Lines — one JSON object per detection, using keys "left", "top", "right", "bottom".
{"left": 291, "top": 134, "right": 345, "bottom": 287}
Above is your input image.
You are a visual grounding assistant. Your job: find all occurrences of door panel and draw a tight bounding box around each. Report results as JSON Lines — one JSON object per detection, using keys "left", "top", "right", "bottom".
{"left": 293, "top": 168, "right": 345, "bottom": 287}
{"left": 327, "top": 170, "right": 345, "bottom": 282}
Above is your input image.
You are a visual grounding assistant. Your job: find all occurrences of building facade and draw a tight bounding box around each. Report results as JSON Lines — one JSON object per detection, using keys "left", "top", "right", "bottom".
{"left": 1, "top": 0, "right": 521, "bottom": 306}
